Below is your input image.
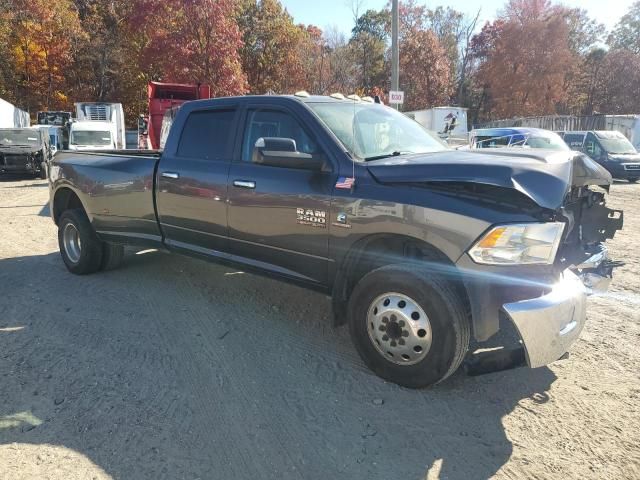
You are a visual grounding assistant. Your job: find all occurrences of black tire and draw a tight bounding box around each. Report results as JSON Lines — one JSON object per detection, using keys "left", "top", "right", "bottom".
{"left": 39, "top": 163, "right": 47, "bottom": 180}
{"left": 100, "top": 242, "right": 125, "bottom": 271}
{"left": 58, "top": 209, "right": 103, "bottom": 275}
{"left": 628, "top": 177, "right": 638, "bottom": 183}
{"left": 348, "top": 264, "right": 470, "bottom": 388}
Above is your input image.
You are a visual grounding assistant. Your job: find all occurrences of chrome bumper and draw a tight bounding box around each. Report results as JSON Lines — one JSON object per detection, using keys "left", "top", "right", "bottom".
{"left": 502, "top": 249, "right": 612, "bottom": 368}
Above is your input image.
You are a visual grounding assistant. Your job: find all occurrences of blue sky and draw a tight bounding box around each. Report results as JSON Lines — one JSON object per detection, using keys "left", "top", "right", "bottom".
{"left": 281, "top": 0, "right": 635, "bottom": 36}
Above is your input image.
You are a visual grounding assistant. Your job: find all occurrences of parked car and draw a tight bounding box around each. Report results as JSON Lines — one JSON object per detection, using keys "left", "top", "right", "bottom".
{"left": 560, "top": 130, "right": 640, "bottom": 183}
{"left": 48, "top": 94, "right": 623, "bottom": 388}
{"left": 0, "top": 127, "right": 51, "bottom": 178}
{"left": 469, "top": 127, "right": 570, "bottom": 150}
{"left": 476, "top": 114, "right": 640, "bottom": 150}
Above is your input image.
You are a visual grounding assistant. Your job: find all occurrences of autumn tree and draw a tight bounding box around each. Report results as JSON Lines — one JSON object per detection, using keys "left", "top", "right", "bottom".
{"left": 138, "top": 0, "right": 247, "bottom": 97}
{"left": 68, "top": 1, "right": 132, "bottom": 104}
{"left": 349, "top": 9, "right": 389, "bottom": 90}
{"left": 608, "top": 1, "right": 640, "bottom": 53}
{"left": 237, "top": 0, "right": 308, "bottom": 93}
{"left": 424, "top": 7, "right": 462, "bottom": 92}
{"left": 471, "top": 0, "right": 574, "bottom": 118}
{"left": 397, "top": 0, "right": 452, "bottom": 110}
{"left": 595, "top": 50, "right": 640, "bottom": 113}
{"left": 564, "top": 7, "right": 605, "bottom": 55}
{"left": 0, "top": 0, "right": 85, "bottom": 112}
{"left": 323, "top": 26, "right": 359, "bottom": 94}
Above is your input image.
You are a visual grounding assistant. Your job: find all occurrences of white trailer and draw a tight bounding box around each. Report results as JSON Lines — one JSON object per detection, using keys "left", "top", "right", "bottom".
{"left": 405, "top": 107, "right": 468, "bottom": 137}
{"left": 601, "top": 116, "right": 640, "bottom": 149}
{"left": 75, "top": 102, "right": 126, "bottom": 149}
{"left": 0, "top": 98, "right": 30, "bottom": 128}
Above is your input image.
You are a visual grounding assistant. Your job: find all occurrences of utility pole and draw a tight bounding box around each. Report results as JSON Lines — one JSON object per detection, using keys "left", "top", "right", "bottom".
{"left": 391, "top": 0, "right": 399, "bottom": 109}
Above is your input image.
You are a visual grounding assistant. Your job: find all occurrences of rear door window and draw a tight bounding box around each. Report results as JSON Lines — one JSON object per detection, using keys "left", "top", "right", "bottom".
{"left": 177, "top": 109, "right": 235, "bottom": 160}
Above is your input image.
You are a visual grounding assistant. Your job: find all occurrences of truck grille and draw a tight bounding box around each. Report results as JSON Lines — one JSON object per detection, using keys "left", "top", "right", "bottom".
{"left": 623, "top": 164, "right": 640, "bottom": 171}
{"left": 1, "top": 153, "right": 29, "bottom": 166}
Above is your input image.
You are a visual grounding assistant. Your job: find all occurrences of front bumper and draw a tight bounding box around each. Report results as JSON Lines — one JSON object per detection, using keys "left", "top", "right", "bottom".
{"left": 502, "top": 250, "right": 613, "bottom": 368}
{"left": 0, "top": 156, "right": 40, "bottom": 174}
{"left": 604, "top": 162, "right": 640, "bottom": 179}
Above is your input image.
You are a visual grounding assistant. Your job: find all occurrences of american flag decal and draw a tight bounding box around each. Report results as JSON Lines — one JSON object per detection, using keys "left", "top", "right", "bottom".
{"left": 335, "top": 176, "right": 355, "bottom": 189}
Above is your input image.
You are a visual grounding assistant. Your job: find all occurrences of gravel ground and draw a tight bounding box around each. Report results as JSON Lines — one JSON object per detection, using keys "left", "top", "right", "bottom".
{"left": 0, "top": 177, "right": 639, "bottom": 480}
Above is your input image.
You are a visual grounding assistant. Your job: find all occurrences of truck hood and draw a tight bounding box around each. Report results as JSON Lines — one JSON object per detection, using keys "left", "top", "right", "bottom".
{"left": 366, "top": 149, "right": 612, "bottom": 210}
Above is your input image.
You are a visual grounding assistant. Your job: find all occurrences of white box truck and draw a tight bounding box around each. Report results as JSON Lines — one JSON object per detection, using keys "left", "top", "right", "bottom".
{"left": 0, "top": 98, "right": 30, "bottom": 128}
{"left": 405, "top": 107, "right": 468, "bottom": 137}
{"left": 74, "top": 102, "right": 126, "bottom": 149}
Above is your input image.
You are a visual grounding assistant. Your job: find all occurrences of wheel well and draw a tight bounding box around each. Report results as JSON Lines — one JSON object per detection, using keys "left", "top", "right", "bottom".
{"left": 53, "top": 188, "right": 84, "bottom": 224}
{"left": 332, "top": 234, "right": 470, "bottom": 326}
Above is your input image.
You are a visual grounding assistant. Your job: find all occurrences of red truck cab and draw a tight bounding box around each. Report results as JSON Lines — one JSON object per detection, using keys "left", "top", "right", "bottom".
{"left": 147, "top": 82, "right": 211, "bottom": 149}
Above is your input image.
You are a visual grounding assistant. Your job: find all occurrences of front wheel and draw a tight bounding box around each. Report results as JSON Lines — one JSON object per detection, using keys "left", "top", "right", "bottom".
{"left": 58, "top": 209, "right": 103, "bottom": 275}
{"left": 348, "top": 264, "right": 470, "bottom": 388}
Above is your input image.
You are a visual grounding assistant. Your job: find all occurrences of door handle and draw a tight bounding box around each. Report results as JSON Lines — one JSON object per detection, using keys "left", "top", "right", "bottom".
{"left": 161, "top": 171, "right": 179, "bottom": 179}
{"left": 233, "top": 180, "right": 256, "bottom": 189}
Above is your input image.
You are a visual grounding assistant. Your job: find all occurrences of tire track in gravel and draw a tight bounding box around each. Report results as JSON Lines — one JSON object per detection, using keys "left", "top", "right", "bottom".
{"left": 123, "top": 257, "right": 306, "bottom": 479}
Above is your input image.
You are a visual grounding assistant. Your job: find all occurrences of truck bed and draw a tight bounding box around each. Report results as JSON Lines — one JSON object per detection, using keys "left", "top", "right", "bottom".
{"left": 52, "top": 149, "right": 162, "bottom": 246}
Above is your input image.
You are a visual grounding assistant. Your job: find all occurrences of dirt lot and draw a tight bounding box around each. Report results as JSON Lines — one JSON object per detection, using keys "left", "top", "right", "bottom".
{"left": 0, "top": 177, "right": 639, "bottom": 480}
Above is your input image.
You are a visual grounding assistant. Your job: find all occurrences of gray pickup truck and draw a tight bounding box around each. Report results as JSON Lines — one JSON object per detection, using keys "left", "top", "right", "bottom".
{"left": 48, "top": 94, "right": 623, "bottom": 388}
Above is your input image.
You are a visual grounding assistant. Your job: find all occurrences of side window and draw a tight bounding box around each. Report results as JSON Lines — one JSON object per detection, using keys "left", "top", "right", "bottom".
{"left": 564, "top": 134, "right": 584, "bottom": 150}
{"left": 177, "top": 109, "right": 235, "bottom": 160}
{"left": 241, "top": 109, "right": 319, "bottom": 162}
{"left": 584, "top": 133, "right": 602, "bottom": 159}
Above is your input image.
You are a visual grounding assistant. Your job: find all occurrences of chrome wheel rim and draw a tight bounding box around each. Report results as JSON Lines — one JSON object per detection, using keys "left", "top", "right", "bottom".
{"left": 62, "top": 223, "right": 82, "bottom": 264}
{"left": 367, "top": 292, "right": 432, "bottom": 365}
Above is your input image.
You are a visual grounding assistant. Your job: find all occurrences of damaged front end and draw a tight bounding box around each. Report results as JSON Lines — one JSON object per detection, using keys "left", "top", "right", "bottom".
{"left": 502, "top": 155, "right": 624, "bottom": 369}
{"left": 368, "top": 148, "right": 624, "bottom": 371}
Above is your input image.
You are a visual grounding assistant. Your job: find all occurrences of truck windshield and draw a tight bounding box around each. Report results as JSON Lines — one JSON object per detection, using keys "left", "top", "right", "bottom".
{"left": 0, "top": 130, "right": 40, "bottom": 146}
{"left": 474, "top": 131, "right": 568, "bottom": 150}
{"left": 596, "top": 133, "right": 637, "bottom": 154}
{"left": 71, "top": 131, "right": 112, "bottom": 146}
{"left": 308, "top": 102, "right": 447, "bottom": 160}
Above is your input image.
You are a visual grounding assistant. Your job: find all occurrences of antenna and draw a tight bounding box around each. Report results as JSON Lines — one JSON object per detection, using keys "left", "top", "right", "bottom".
{"left": 351, "top": 95, "right": 357, "bottom": 190}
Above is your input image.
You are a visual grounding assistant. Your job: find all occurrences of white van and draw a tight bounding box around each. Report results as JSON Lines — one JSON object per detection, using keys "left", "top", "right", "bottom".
{"left": 69, "top": 121, "right": 116, "bottom": 150}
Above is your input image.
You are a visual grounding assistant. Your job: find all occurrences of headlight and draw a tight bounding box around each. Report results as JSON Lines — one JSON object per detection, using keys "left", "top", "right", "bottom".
{"left": 469, "top": 222, "right": 565, "bottom": 265}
